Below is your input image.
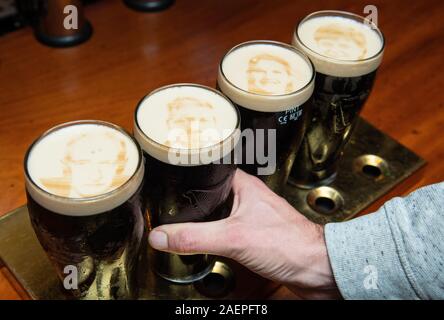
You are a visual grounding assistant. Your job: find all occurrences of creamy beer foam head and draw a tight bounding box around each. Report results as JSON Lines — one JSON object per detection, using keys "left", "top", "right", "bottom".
{"left": 25, "top": 121, "right": 144, "bottom": 216}
{"left": 222, "top": 43, "right": 312, "bottom": 95}
{"left": 293, "top": 11, "right": 384, "bottom": 77}
{"left": 217, "top": 41, "right": 315, "bottom": 112}
{"left": 134, "top": 84, "right": 240, "bottom": 166}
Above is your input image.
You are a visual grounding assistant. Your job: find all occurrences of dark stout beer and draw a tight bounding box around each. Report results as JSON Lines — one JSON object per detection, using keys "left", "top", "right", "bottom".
{"left": 217, "top": 40, "right": 315, "bottom": 194}
{"left": 25, "top": 121, "right": 145, "bottom": 299}
{"left": 291, "top": 10, "right": 385, "bottom": 188}
{"left": 134, "top": 84, "right": 240, "bottom": 283}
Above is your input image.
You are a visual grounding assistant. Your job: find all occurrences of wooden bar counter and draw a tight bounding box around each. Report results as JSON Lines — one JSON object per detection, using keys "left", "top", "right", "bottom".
{"left": 0, "top": 0, "right": 443, "bottom": 299}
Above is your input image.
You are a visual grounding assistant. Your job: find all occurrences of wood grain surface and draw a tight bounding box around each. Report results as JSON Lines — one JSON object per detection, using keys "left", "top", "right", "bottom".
{"left": 0, "top": 0, "right": 443, "bottom": 299}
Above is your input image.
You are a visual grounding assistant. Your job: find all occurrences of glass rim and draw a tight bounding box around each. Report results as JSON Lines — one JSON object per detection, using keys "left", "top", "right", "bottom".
{"left": 218, "top": 40, "right": 316, "bottom": 98}
{"left": 293, "top": 10, "right": 386, "bottom": 64}
{"left": 134, "top": 83, "right": 241, "bottom": 154}
{"left": 24, "top": 120, "right": 144, "bottom": 203}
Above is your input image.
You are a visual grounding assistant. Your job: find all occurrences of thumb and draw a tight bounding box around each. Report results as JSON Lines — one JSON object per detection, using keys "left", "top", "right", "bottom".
{"left": 148, "top": 220, "right": 233, "bottom": 257}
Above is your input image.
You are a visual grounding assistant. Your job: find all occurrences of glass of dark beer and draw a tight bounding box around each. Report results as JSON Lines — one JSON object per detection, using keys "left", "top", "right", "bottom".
{"left": 134, "top": 83, "right": 240, "bottom": 283}
{"left": 24, "top": 120, "right": 145, "bottom": 299}
{"left": 291, "top": 10, "right": 385, "bottom": 188}
{"left": 217, "top": 40, "right": 315, "bottom": 194}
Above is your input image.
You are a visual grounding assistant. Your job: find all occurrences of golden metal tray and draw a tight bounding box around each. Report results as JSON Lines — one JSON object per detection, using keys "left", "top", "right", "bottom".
{"left": 0, "top": 118, "right": 425, "bottom": 299}
{"left": 285, "top": 118, "right": 426, "bottom": 224}
{"left": 0, "top": 205, "right": 277, "bottom": 299}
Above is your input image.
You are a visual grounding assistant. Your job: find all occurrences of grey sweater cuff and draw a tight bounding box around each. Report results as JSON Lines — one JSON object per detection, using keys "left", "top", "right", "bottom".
{"left": 324, "top": 207, "right": 419, "bottom": 299}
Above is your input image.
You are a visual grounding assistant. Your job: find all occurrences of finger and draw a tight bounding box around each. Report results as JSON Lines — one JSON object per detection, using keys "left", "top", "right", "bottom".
{"left": 148, "top": 219, "right": 234, "bottom": 257}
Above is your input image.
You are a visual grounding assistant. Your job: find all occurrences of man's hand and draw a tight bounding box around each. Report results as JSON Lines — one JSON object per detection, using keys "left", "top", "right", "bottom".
{"left": 148, "top": 169, "right": 340, "bottom": 299}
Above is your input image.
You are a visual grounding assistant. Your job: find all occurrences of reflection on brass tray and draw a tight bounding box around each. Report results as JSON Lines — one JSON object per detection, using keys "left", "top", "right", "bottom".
{"left": 0, "top": 117, "right": 425, "bottom": 299}
{"left": 0, "top": 206, "right": 277, "bottom": 299}
{"left": 284, "top": 117, "right": 426, "bottom": 224}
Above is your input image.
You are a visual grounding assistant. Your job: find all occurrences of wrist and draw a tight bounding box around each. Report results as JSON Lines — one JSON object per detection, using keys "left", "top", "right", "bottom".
{"left": 285, "top": 222, "right": 340, "bottom": 299}
{"left": 289, "top": 221, "right": 337, "bottom": 290}
{"left": 309, "top": 224, "right": 337, "bottom": 290}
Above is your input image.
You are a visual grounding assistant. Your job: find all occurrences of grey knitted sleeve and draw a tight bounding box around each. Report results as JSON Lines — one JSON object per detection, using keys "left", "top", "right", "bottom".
{"left": 324, "top": 182, "right": 444, "bottom": 299}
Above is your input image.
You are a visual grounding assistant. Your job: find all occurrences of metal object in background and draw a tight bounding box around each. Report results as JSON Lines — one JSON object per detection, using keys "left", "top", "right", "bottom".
{"left": 123, "top": 0, "right": 174, "bottom": 12}
{"left": 31, "top": 0, "right": 92, "bottom": 47}
{"left": 0, "top": 0, "right": 25, "bottom": 35}
{"left": 0, "top": 1, "right": 97, "bottom": 37}
{"left": 0, "top": 117, "right": 425, "bottom": 299}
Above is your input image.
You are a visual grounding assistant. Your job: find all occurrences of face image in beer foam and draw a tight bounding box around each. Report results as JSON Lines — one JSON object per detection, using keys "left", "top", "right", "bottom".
{"left": 27, "top": 124, "right": 139, "bottom": 199}
{"left": 165, "top": 96, "right": 218, "bottom": 149}
{"left": 297, "top": 16, "right": 383, "bottom": 61}
{"left": 222, "top": 43, "right": 312, "bottom": 96}
{"left": 136, "top": 85, "right": 238, "bottom": 151}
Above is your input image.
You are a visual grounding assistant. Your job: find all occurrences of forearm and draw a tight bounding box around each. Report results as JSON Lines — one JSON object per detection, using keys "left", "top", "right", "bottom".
{"left": 325, "top": 207, "right": 417, "bottom": 299}
{"left": 325, "top": 182, "right": 444, "bottom": 300}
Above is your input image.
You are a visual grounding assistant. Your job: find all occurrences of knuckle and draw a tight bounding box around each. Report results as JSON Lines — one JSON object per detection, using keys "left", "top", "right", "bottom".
{"left": 253, "top": 199, "right": 275, "bottom": 213}
{"left": 251, "top": 175, "right": 267, "bottom": 189}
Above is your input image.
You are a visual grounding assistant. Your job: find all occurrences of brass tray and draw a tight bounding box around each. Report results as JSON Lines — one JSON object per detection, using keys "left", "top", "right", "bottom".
{"left": 285, "top": 118, "right": 426, "bottom": 224}
{"left": 0, "top": 205, "right": 277, "bottom": 299}
{"left": 0, "top": 117, "right": 425, "bottom": 299}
